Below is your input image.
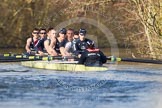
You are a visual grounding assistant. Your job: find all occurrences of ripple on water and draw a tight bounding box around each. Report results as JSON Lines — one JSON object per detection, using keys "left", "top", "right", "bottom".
{"left": 0, "top": 63, "right": 162, "bottom": 108}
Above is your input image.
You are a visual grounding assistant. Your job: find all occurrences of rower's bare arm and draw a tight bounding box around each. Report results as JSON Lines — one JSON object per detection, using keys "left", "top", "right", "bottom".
{"left": 44, "top": 40, "right": 51, "bottom": 54}
{"left": 25, "top": 38, "right": 31, "bottom": 53}
{"left": 49, "top": 39, "right": 55, "bottom": 48}
{"left": 49, "top": 47, "right": 58, "bottom": 56}
{"left": 60, "top": 47, "right": 66, "bottom": 56}
{"left": 44, "top": 40, "right": 57, "bottom": 56}
{"left": 60, "top": 47, "right": 71, "bottom": 57}
{"left": 37, "top": 51, "right": 48, "bottom": 56}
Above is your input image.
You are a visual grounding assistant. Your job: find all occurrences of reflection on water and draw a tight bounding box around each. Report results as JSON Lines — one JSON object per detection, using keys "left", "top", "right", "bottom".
{"left": 0, "top": 62, "right": 162, "bottom": 108}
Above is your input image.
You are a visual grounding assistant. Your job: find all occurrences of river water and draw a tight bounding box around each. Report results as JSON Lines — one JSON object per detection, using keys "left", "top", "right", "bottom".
{"left": 0, "top": 61, "right": 162, "bottom": 108}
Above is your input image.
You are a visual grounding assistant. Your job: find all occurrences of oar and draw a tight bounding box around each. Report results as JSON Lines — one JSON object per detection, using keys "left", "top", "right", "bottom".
{"left": 0, "top": 55, "right": 75, "bottom": 62}
{"left": 0, "top": 53, "right": 18, "bottom": 57}
{"left": 1, "top": 54, "right": 162, "bottom": 64}
{"left": 107, "top": 56, "right": 162, "bottom": 64}
{"left": 0, "top": 53, "right": 39, "bottom": 57}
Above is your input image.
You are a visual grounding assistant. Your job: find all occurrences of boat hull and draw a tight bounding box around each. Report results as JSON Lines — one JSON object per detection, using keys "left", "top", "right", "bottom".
{"left": 21, "top": 61, "right": 108, "bottom": 71}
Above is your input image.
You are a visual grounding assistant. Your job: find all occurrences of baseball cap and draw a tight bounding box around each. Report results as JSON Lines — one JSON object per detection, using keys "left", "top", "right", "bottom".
{"left": 79, "top": 28, "right": 86, "bottom": 36}
{"left": 59, "top": 28, "right": 66, "bottom": 35}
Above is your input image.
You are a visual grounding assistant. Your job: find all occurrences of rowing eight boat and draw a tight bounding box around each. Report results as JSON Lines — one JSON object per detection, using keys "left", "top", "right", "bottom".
{"left": 21, "top": 61, "right": 108, "bottom": 72}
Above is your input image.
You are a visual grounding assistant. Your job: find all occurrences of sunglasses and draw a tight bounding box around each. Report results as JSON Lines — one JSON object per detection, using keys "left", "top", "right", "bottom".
{"left": 39, "top": 32, "right": 46, "bottom": 34}
{"left": 33, "top": 32, "right": 39, "bottom": 34}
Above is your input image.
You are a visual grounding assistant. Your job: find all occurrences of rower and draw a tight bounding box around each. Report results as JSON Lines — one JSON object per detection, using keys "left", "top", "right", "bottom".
{"left": 44, "top": 27, "right": 58, "bottom": 56}
{"left": 73, "top": 31, "right": 79, "bottom": 41}
{"left": 55, "top": 28, "right": 71, "bottom": 56}
{"left": 25, "top": 28, "right": 40, "bottom": 56}
{"left": 72, "top": 30, "right": 80, "bottom": 52}
{"left": 64, "top": 29, "right": 79, "bottom": 54}
{"left": 74, "top": 28, "right": 93, "bottom": 57}
{"left": 78, "top": 40, "right": 107, "bottom": 66}
{"left": 64, "top": 29, "right": 74, "bottom": 53}
{"left": 34, "top": 28, "right": 47, "bottom": 56}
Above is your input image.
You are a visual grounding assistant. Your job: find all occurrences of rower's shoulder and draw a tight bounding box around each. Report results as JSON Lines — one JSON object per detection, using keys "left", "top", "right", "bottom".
{"left": 44, "top": 39, "right": 50, "bottom": 44}
{"left": 26, "top": 37, "right": 32, "bottom": 42}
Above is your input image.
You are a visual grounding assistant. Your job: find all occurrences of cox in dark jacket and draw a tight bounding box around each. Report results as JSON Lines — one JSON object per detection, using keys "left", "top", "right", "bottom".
{"left": 78, "top": 41, "right": 107, "bottom": 66}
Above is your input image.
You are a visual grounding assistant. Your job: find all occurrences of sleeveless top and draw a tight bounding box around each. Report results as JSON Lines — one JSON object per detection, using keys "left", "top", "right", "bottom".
{"left": 35, "top": 37, "right": 47, "bottom": 52}
{"left": 54, "top": 38, "right": 61, "bottom": 54}
{"left": 29, "top": 37, "right": 39, "bottom": 51}
{"left": 47, "top": 38, "right": 66, "bottom": 54}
